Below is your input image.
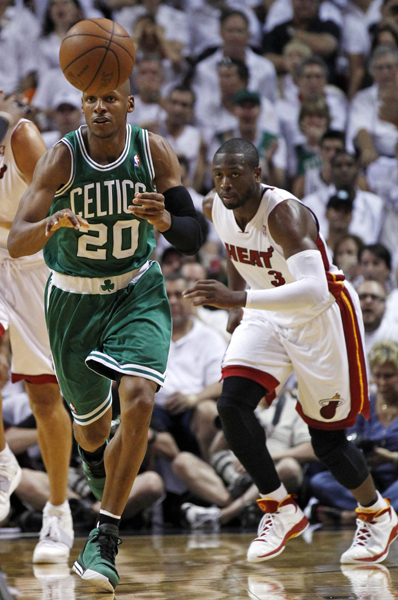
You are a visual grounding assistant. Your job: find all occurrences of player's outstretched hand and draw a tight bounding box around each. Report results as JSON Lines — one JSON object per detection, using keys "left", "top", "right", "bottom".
{"left": 183, "top": 279, "right": 247, "bottom": 309}
{"left": 45, "top": 209, "right": 89, "bottom": 236}
{"left": 128, "top": 192, "right": 171, "bottom": 230}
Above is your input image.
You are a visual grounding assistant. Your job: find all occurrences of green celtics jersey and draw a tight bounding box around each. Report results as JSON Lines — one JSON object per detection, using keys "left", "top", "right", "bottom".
{"left": 44, "top": 124, "right": 156, "bottom": 277}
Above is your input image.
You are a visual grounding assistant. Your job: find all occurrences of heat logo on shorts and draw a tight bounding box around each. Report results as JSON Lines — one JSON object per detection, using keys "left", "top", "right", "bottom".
{"left": 319, "top": 393, "right": 345, "bottom": 419}
{"left": 133, "top": 154, "right": 140, "bottom": 167}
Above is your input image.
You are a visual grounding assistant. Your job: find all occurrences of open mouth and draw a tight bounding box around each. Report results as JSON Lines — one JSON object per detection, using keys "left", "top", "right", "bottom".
{"left": 93, "top": 118, "right": 110, "bottom": 124}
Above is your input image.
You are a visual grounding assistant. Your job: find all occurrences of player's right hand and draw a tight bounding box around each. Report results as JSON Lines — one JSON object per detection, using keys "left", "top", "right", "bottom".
{"left": 45, "top": 209, "right": 89, "bottom": 236}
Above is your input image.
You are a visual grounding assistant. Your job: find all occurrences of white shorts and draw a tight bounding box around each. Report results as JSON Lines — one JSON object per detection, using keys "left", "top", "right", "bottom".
{"left": 222, "top": 283, "right": 369, "bottom": 430}
{"left": 0, "top": 253, "right": 56, "bottom": 382}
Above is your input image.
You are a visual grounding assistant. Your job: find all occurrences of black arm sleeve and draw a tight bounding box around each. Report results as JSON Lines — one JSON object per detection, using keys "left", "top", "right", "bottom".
{"left": 162, "top": 186, "right": 203, "bottom": 255}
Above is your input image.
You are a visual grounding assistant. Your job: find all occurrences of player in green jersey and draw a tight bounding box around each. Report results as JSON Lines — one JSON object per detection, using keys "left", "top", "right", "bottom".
{"left": 7, "top": 79, "right": 202, "bottom": 593}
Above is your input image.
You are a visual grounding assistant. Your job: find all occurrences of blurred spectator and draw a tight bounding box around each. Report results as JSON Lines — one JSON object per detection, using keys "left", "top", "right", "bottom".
{"left": 180, "top": 261, "right": 230, "bottom": 342}
{"left": 37, "top": 0, "right": 84, "bottom": 77}
{"left": 341, "top": 0, "right": 382, "bottom": 100}
{"left": 159, "top": 247, "right": 184, "bottom": 276}
{"left": 158, "top": 86, "right": 207, "bottom": 191}
{"left": 128, "top": 57, "right": 167, "bottom": 131}
{"left": 348, "top": 45, "right": 398, "bottom": 165}
{"left": 303, "top": 150, "right": 384, "bottom": 244}
{"left": 42, "top": 91, "right": 82, "bottom": 148}
{"left": 367, "top": 144, "right": 398, "bottom": 262}
{"left": 186, "top": 0, "right": 262, "bottom": 59}
{"left": 0, "top": 0, "right": 40, "bottom": 95}
{"left": 195, "top": 57, "right": 249, "bottom": 146}
{"left": 333, "top": 233, "right": 364, "bottom": 282}
{"left": 296, "top": 129, "right": 345, "bottom": 198}
{"left": 357, "top": 243, "right": 398, "bottom": 322}
{"left": 152, "top": 273, "right": 226, "bottom": 462}
{"left": 31, "top": 68, "right": 81, "bottom": 126}
{"left": 191, "top": 9, "right": 277, "bottom": 114}
{"left": 276, "top": 57, "right": 348, "bottom": 177}
{"left": 131, "top": 14, "right": 189, "bottom": 88}
{"left": 115, "top": 0, "right": 189, "bottom": 64}
{"left": 208, "top": 90, "right": 287, "bottom": 188}
{"left": 292, "top": 99, "right": 330, "bottom": 197}
{"left": 262, "top": 0, "right": 341, "bottom": 81}
{"left": 357, "top": 280, "right": 398, "bottom": 369}
{"left": 324, "top": 191, "right": 354, "bottom": 255}
{"left": 278, "top": 39, "right": 312, "bottom": 101}
{"left": 310, "top": 340, "right": 398, "bottom": 521}
{"left": 178, "top": 387, "right": 316, "bottom": 529}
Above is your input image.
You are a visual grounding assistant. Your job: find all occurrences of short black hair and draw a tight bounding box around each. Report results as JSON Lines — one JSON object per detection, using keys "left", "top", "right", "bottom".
{"left": 358, "top": 243, "right": 392, "bottom": 270}
{"left": 217, "top": 56, "right": 249, "bottom": 82}
{"left": 320, "top": 130, "right": 346, "bottom": 146}
{"left": 214, "top": 138, "right": 259, "bottom": 169}
{"left": 298, "top": 56, "right": 329, "bottom": 80}
{"left": 220, "top": 9, "right": 249, "bottom": 28}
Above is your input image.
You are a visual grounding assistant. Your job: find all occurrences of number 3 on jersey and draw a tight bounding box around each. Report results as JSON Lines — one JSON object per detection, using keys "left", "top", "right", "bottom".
{"left": 77, "top": 220, "right": 140, "bottom": 260}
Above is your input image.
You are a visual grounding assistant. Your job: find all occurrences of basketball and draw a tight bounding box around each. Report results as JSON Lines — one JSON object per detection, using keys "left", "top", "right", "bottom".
{"left": 59, "top": 18, "right": 136, "bottom": 95}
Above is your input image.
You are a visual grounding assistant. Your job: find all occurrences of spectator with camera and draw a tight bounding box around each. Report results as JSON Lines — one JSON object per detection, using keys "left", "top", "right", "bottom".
{"left": 310, "top": 340, "right": 398, "bottom": 523}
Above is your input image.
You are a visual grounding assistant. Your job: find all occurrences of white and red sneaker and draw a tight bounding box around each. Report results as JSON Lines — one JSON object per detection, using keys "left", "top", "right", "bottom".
{"left": 246, "top": 495, "right": 309, "bottom": 563}
{"left": 340, "top": 500, "right": 398, "bottom": 564}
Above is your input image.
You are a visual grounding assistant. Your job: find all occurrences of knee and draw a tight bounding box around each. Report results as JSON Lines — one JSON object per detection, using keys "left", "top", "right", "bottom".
{"left": 141, "top": 471, "right": 164, "bottom": 500}
{"left": 194, "top": 399, "right": 217, "bottom": 422}
{"left": 74, "top": 421, "right": 109, "bottom": 448}
{"left": 172, "top": 451, "right": 194, "bottom": 478}
{"left": 310, "top": 428, "right": 347, "bottom": 464}
{"left": 120, "top": 378, "right": 155, "bottom": 422}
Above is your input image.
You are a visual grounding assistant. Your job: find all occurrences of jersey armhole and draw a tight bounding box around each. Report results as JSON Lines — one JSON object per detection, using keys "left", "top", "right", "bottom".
{"left": 54, "top": 138, "right": 75, "bottom": 197}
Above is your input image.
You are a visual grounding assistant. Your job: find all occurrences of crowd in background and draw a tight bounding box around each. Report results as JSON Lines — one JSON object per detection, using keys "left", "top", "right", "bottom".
{"left": 2, "top": 0, "right": 398, "bottom": 534}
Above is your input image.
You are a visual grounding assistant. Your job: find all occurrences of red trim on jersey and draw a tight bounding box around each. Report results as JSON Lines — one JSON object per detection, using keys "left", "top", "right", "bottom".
{"left": 0, "top": 324, "right": 4, "bottom": 339}
{"left": 11, "top": 373, "right": 58, "bottom": 385}
{"left": 222, "top": 365, "right": 279, "bottom": 405}
{"left": 316, "top": 235, "right": 330, "bottom": 270}
{"left": 296, "top": 270, "right": 370, "bottom": 430}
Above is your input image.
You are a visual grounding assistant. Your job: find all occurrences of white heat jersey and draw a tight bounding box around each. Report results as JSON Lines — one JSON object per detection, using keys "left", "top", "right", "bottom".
{"left": 212, "top": 184, "right": 342, "bottom": 328}
{"left": 0, "top": 119, "right": 30, "bottom": 250}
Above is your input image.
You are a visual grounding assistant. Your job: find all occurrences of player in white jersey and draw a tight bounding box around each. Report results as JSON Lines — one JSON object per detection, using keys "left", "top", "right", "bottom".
{"left": 0, "top": 110, "right": 73, "bottom": 563}
{"left": 184, "top": 138, "right": 398, "bottom": 565}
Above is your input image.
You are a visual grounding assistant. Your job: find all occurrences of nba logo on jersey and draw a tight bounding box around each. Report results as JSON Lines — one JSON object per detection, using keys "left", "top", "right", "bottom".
{"left": 134, "top": 154, "right": 140, "bottom": 167}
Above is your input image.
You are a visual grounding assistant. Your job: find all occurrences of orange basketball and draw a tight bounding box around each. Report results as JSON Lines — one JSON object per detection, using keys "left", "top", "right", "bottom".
{"left": 59, "top": 18, "right": 136, "bottom": 95}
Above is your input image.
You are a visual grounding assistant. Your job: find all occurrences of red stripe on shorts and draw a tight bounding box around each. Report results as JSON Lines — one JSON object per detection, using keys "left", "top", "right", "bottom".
{"left": 0, "top": 324, "right": 4, "bottom": 339}
{"left": 296, "top": 273, "right": 369, "bottom": 430}
{"left": 11, "top": 373, "right": 58, "bottom": 385}
{"left": 222, "top": 365, "right": 279, "bottom": 405}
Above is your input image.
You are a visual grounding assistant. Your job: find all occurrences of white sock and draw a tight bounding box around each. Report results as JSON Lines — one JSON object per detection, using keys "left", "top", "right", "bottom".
{"left": 260, "top": 484, "right": 288, "bottom": 502}
{"left": 359, "top": 490, "right": 388, "bottom": 512}
{"left": 45, "top": 500, "right": 69, "bottom": 513}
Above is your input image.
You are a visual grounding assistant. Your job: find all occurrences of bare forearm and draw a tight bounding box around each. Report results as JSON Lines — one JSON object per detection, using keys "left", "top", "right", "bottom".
{"left": 294, "top": 31, "right": 337, "bottom": 56}
{"left": 8, "top": 218, "right": 51, "bottom": 258}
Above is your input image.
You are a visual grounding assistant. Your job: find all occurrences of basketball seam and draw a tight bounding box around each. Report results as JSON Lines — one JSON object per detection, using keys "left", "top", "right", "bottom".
{"left": 84, "top": 21, "right": 120, "bottom": 92}
{"left": 80, "top": 18, "right": 130, "bottom": 37}
{"left": 62, "top": 34, "right": 135, "bottom": 62}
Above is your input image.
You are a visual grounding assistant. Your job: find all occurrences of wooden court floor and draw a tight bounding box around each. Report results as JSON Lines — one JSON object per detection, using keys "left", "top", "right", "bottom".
{"left": 1, "top": 527, "right": 398, "bottom": 599}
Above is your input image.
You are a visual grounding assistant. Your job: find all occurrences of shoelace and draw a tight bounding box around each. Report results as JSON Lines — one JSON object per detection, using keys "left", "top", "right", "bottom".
{"left": 98, "top": 532, "right": 121, "bottom": 563}
{"left": 351, "top": 519, "right": 373, "bottom": 548}
{"left": 256, "top": 512, "right": 277, "bottom": 539}
{"left": 40, "top": 516, "right": 60, "bottom": 542}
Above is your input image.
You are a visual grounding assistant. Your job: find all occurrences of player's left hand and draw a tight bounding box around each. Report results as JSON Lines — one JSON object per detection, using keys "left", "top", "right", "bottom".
{"left": 183, "top": 279, "right": 247, "bottom": 309}
{"left": 128, "top": 192, "right": 171, "bottom": 231}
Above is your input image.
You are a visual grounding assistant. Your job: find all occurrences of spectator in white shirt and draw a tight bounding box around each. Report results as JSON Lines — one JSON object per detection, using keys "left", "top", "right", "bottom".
{"left": 191, "top": 8, "right": 277, "bottom": 114}
{"left": 303, "top": 149, "right": 384, "bottom": 243}
{"left": 298, "top": 129, "right": 345, "bottom": 197}
{"left": 357, "top": 244, "right": 398, "bottom": 323}
{"left": 42, "top": 91, "right": 83, "bottom": 148}
{"left": 357, "top": 279, "right": 398, "bottom": 373}
{"left": 333, "top": 233, "right": 364, "bottom": 282}
{"left": 152, "top": 273, "right": 227, "bottom": 462}
{"left": 128, "top": 57, "right": 166, "bottom": 132}
{"left": 347, "top": 45, "right": 398, "bottom": 164}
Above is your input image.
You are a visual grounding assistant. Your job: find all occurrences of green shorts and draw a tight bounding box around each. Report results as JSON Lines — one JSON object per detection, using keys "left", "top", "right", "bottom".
{"left": 45, "top": 261, "right": 171, "bottom": 426}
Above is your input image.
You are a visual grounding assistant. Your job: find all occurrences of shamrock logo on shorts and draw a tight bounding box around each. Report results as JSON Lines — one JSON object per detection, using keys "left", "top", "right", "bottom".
{"left": 101, "top": 279, "right": 115, "bottom": 292}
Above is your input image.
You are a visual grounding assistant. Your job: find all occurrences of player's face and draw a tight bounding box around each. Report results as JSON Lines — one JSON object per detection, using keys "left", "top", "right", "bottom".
{"left": 213, "top": 153, "right": 261, "bottom": 210}
{"left": 82, "top": 88, "right": 134, "bottom": 138}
